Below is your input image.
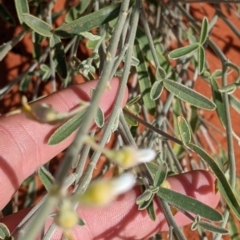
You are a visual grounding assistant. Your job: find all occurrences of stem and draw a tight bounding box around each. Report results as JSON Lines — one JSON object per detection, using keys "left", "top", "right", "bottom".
{"left": 75, "top": 0, "right": 142, "bottom": 194}
{"left": 54, "top": 0, "right": 131, "bottom": 185}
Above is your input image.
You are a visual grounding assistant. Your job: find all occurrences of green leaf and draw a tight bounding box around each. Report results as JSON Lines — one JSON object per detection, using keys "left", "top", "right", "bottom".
{"left": 136, "top": 189, "right": 153, "bottom": 204}
{"left": 14, "top": 0, "right": 29, "bottom": 24}
{"left": 79, "top": 32, "right": 101, "bottom": 41}
{"left": 54, "top": 3, "right": 122, "bottom": 38}
{"left": 199, "top": 17, "right": 209, "bottom": 44}
{"left": 0, "top": 223, "right": 10, "bottom": 239}
{"left": 133, "top": 44, "right": 156, "bottom": 114}
{"left": 86, "top": 39, "right": 100, "bottom": 49}
{"left": 24, "top": 179, "right": 37, "bottom": 208}
{"left": 168, "top": 43, "right": 199, "bottom": 59}
{"left": 153, "top": 163, "right": 168, "bottom": 187}
{"left": 145, "top": 42, "right": 171, "bottom": 75}
{"left": 210, "top": 77, "right": 227, "bottom": 126}
{"left": 0, "top": 30, "right": 26, "bottom": 61}
{"left": 22, "top": 13, "right": 52, "bottom": 37}
{"left": 38, "top": 167, "right": 54, "bottom": 192}
{"left": 50, "top": 35, "right": 68, "bottom": 79}
{"left": 0, "top": 3, "right": 15, "bottom": 25}
{"left": 94, "top": 107, "right": 104, "bottom": 128}
{"left": 66, "top": 0, "right": 91, "bottom": 22}
{"left": 198, "top": 221, "right": 229, "bottom": 234}
{"left": 156, "top": 67, "right": 166, "bottom": 80}
{"left": 48, "top": 111, "right": 85, "bottom": 145}
{"left": 198, "top": 46, "right": 205, "bottom": 74}
{"left": 150, "top": 81, "right": 163, "bottom": 100}
{"left": 219, "top": 83, "right": 237, "bottom": 94}
{"left": 163, "top": 79, "right": 216, "bottom": 110}
{"left": 126, "top": 95, "right": 141, "bottom": 106}
{"left": 19, "top": 74, "right": 31, "bottom": 92}
{"left": 173, "top": 99, "right": 185, "bottom": 157}
{"left": 138, "top": 194, "right": 154, "bottom": 210}
{"left": 212, "top": 69, "right": 223, "bottom": 78}
{"left": 227, "top": 215, "right": 240, "bottom": 240}
{"left": 229, "top": 95, "right": 240, "bottom": 114}
{"left": 32, "top": 32, "right": 44, "bottom": 61}
{"left": 189, "top": 106, "right": 199, "bottom": 132}
{"left": 177, "top": 116, "right": 191, "bottom": 144}
{"left": 123, "top": 108, "right": 139, "bottom": 127}
{"left": 146, "top": 201, "right": 156, "bottom": 221}
{"left": 187, "top": 143, "right": 240, "bottom": 220}
{"left": 78, "top": 218, "right": 85, "bottom": 226}
{"left": 157, "top": 187, "right": 223, "bottom": 222}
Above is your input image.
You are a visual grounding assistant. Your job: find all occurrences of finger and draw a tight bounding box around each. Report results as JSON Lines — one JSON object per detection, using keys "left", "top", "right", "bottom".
{"left": 1, "top": 170, "right": 220, "bottom": 239}
{"left": 0, "top": 78, "right": 128, "bottom": 209}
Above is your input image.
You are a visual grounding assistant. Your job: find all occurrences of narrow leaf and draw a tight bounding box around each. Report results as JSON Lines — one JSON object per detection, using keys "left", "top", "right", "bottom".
{"left": 0, "top": 30, "right": 26, "bottom": 61}
{"left": 199, "top": 17, "right": 209, "bottom": 44}
{"left": 50, "top": 35, "right": 68, "bottom": 79}
{"left": 146, "top": 201, "right": 156, "bottom": 221}
{"left": 48, "top": 111, "right": 85, "bottom": 145}
{"left": 156, "top": 67, "right": 166, "bottom": 80}
{"left": 163, "top": 79, "right": 216, "bottom": 110}
{"left": 66, "top": 0, "right": 91, "bottom": 22}
{"left": 14, "top": 0, "right": 29, "bottom": 24}
{"left": 210, "top": 77, "right": 227, "bottom": 126}
{"left": 150, "top": 81, "right": 163, "bottom": 100}
{"left": 189, "top": 106, "right": 199, "bottom": 132}
{"left": 79, "top": 32, "right": 101, "bottom": 41}
{"left": 32, "top": 32, "right": 44, "bottom": 61}
{"left": 229, "top": 95, "right": 240, "bottom": 113}
{"left": 133, "top": 44, "right": 156, "bottom": 114}
{"left": 0, "top": 4, "right": 15, "bottom": 25}
{"left": 38, "top": 167, "right": 54, "bottom": 192}
{"left": 157, "top": 187, "right": 223, "bottom": 222}
{"left": 138, "top": 194, "right": 154, "bottom": 210}
{"left": 168, "top": 43, "right": 199, "bottom": 59}
{"left": 187, "top": 143, "right": 240, "bottom": 220}
{"left": 54, "top": 3, "right": 122, "bottom": 38}
{"left": 19, "top": 74, "right": 31, "bottom": 92}
{"left": 212, "top": 69, "right": 223, "bottom": 78}
{"left": 177, "top": 116, "right": 191, "bottom": 144}
{"left": 154, "top": 163, "right": 168, "bottom": 187}
{"left": 0, "top": 223, "right": 10, "bottom": 238}
{"left": 94, "top": 107, "right": 104, "bottom": 128}
{"left": 22, "top": 13, "right": 52, "bottom": 37}
{"left": 227, "top": 215, "right": 240, "bottom": 239}
{"left": 198, "top": 46, "right": 205, "bottom": 74}
{"left": 219, "top": 83, "right": 237, "bottom": 94}
{"left": 136, "top": 189, "right": 153, "bottom": 204}
{"left": 198, "top": 221, "right": 229, "bottom": 234}
{"left": 127, "top": 95, "right": 141, "bottom": 106}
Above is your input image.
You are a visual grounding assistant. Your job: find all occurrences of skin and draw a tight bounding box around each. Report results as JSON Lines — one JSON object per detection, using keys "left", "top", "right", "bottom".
{"left": 0, "top": 78, "right": 220, "bottom": 239}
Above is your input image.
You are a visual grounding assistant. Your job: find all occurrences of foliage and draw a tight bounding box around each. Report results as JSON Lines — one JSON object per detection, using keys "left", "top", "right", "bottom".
{"left": 0, "top": 0, "right": 240, "bottom": 239}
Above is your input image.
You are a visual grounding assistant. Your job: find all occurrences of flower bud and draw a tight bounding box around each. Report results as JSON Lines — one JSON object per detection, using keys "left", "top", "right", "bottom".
{"left": 55, "top": 200, "right": 79, "bottom": 230}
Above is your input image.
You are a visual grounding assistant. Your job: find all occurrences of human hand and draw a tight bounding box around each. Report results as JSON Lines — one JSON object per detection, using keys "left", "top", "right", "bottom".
{"left": 0, "top": 78, "right": 220, "bottom": 239}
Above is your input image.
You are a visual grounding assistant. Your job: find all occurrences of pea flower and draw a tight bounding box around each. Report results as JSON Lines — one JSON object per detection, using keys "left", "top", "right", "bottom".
{"left": 75, "top": 173, "right": 136, "bottom": 207}
{"left": 106, "top": 147, "right": 156, "bottom": 168}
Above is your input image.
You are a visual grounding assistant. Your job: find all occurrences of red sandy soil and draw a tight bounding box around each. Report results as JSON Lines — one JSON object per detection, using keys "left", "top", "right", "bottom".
{"left": 0, "top": 1, "right": 239, "bottom": 240}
